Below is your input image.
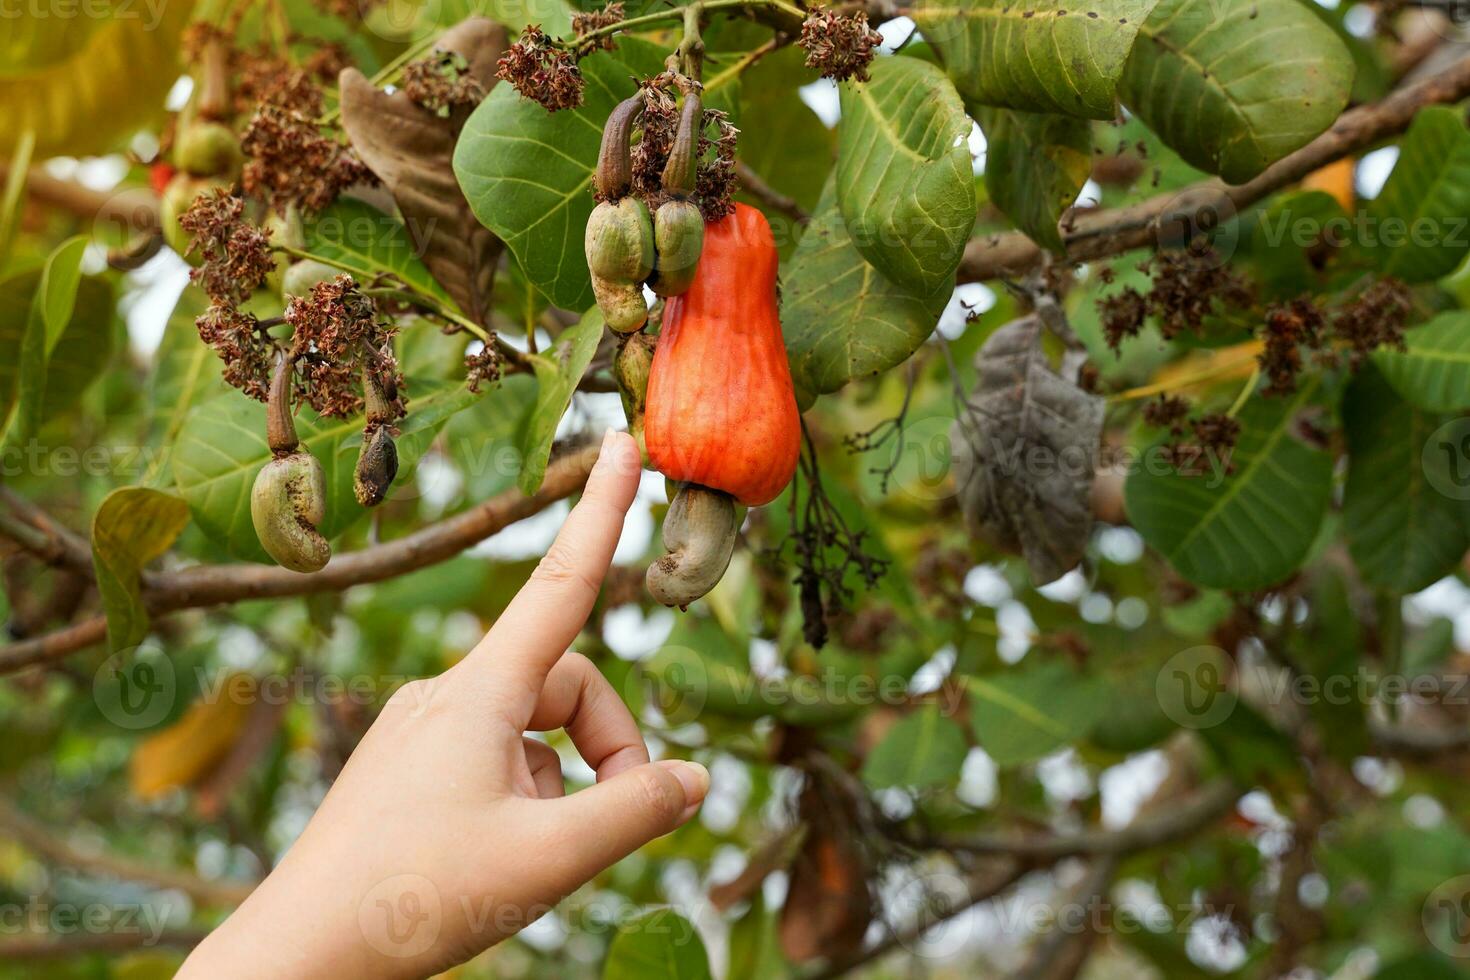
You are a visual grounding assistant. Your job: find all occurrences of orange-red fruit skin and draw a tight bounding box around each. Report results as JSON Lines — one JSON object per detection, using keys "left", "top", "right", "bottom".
{"left": 645, "top": 204, "right": 800, "bottom": 507}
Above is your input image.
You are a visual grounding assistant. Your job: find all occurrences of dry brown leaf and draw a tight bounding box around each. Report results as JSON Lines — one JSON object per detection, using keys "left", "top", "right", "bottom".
{"left": 778, "top": 779, "right": 873, "bottom": 962}
{"left": 129, "top": 674, "right": 256, "bottom": 799}
{"left": 339, "top": 18, "right": 506, "bottom": 325}
{"left": 950, "top": 312, "right": 1104, "bottom": 585}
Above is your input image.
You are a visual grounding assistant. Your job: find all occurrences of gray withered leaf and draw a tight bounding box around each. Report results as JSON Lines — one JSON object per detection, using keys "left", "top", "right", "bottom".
{"left": 950, "top": 312, "right": 1103, "bottom": 585}
{"left": 339, "top": 18, "right": 506, "bottom": 326}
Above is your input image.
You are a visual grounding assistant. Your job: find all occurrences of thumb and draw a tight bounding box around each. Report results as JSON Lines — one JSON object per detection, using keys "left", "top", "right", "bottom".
{"left": 540, "top": 760, "right": 709, "bottom": 886}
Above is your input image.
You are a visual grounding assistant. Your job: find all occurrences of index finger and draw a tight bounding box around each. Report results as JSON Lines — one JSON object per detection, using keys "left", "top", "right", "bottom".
{"left": 464, "top": 430, "right": 641, "bottom": 702}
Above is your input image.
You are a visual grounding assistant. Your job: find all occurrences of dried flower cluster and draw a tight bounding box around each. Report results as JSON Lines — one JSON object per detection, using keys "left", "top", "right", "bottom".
{"left": 464, "top": 345, "right": 502, "bottom": 393}
{"left": 241, "top": 74, "right": 375, "bottom": 216}
{"left": 403, "top": 49, "right": 486, "bottom": 117}
{"left": 1330, "top": 278, "right": 1412, "bottom": 365}
{"left": 182, "top": 23, "right": 345, "bottom": 122}
{"left": 1143, "top": 394, "right": 1242, "bottom": 474}
{"left": 799, "top": 9, "right": 883, "bottom": 83}
{"left": 196, "top": 304, "right": 275, "bottom": 401}
{"left": 179, "top": 189, "right": 279, "bottom": 400}
{"left": 178, "top": 188, "right": 275, "bottom": 305}
{"left": 1099, "top": 247, "right": 1255, "bottom": 351}
{"left": 1259, "top": 279, "right": 1413, "bottom": 395}
{"left": 497, "top": 26, "right": 584, "bottom": 112}
{"left": 285, "top": 275, "right": 403, "bottom": 419}
{"left": 1261, "top": 297, "right": 1328, "bottom": 396}
{"left": 631, "top": 74, "right": 740, "bottom": 221}
{"left": 572, "top": 2, "right": 624, "bottom": 50}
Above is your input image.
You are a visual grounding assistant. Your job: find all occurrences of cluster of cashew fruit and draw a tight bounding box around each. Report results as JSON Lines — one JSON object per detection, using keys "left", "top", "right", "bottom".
{"left": 588, "top": 83, "right": 802, "bottom": 610}
{"left": 248, "top": 355, "right": 402, "bottom": 572}
{"left": 585, "top": 84, "right": 706, "bottom": 333}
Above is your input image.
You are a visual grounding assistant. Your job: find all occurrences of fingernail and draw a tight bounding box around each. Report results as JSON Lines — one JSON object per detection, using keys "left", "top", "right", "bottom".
{"left": 659, "top": 759, "right": 710, "bottom": 814}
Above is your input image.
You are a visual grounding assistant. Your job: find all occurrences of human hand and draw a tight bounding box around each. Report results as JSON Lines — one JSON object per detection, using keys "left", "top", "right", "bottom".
{"left": 180, "top": 431, "right": 709, "bottom": 978}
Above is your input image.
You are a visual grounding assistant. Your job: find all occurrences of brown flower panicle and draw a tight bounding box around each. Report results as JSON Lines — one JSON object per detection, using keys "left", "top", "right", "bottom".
{"left": 241, "top": 75, "right": 375, "bottom": 216}
{"left": 178, "top": 188, "right": 275, "bottom": 305}
{"left": 1331, "top": 278, "right": 1412, "bottom": 366}
{"left": 285, "top": 274, "right": 403, "bottom": 419}
{"left": 799, "top": 9, "right": 883, "bottom": 83}
{"left": 1261, "top": 297, "right": 1328, "bottom": 396}
{"left": 464, "top": 345, "right": 503, "bottom": 393}
{"left": 497, "top": 26, "right": 584, "bottom": 112}
{"left": 629, "top": 74, "right": 739, "bottom": 221}
{"left": 1098, "top": 247, "right": 1254, "bottom": 352}
{"left": 1142, "top": 394, "right": 1191, "bottom": 436}
{"left": 572, "top": 2, "right": 624, "bottom": 50}
{"left": 196, "top": 304, "right": 275, "bottom": 401}
{"left": 403, "top": 49, "right": 487, "bottom": 117}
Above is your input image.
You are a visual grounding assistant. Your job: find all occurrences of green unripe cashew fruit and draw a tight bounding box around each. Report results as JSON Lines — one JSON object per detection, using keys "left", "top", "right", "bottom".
{"left": 650, "top": 88, "right": 704, "bottom": 298}
{"left": 159, "top": 174, "right": 227, "bottom": 264}
{"left": 281, "top": 259, "right": 341, "bottom": 299}
{"left": 252, "top": 451, "right": 332, "bottom": 572}
{"left": 651, "top": 199, "right": 703, "bottom": 298}
{"left": 646, "top": 484, "right": 738, "bottom": 609}
{"left": 175, "top": 121, "right": 242, "bottom": 178}
{"left": 586, "top": 196, "right": 654, "bottom": 333}
{"left": 586, "top": 94, "right": 654, "bottom": 334}
{"left": 250, "top": 354, "right": 332, "bottom": 572}
{"left": 614, "top": 331, "right": 656, "bottom": 453}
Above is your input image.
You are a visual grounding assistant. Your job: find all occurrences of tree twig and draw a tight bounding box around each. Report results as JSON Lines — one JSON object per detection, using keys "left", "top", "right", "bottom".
{"left": 0, "top": 486, "right": 94, "bottom": 576}
{"left": 957, "top": 54, "right": 1470, "bottom": 282}
{"left": 0, "top": 928, "right": 210, "bottom": 959}
{"left": 0, "top": 441, "right": 604, "bottom": 675}
{"left": 0, "top": 798, "right": 257, "bottom": 906}
{"left": 922, "top": 780, "right": 1240, "bottom": 860}
{"left": 736, "top": 159, "right": 810, "bottom": 224}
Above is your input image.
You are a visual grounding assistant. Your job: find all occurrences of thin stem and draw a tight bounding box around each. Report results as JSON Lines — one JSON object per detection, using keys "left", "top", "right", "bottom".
{"left": 705, "top": 36, "right": 784, "bottom": 93}
{"left": 1225, "top": 365, "right": 1260, "bottom": 418}
{"left": 1108, "top": 349, "right": 1261, "bottom": 403}
{"left": 574, "top": 0, "right": 804, "bottom": 52}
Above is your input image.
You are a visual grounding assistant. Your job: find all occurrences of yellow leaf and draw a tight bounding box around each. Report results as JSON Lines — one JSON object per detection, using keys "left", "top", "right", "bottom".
{"left": 0, "top": 1, "right": 195, "bottom": 159}
{"left": 129, "top": 674, "right": 255, "bottom": 799}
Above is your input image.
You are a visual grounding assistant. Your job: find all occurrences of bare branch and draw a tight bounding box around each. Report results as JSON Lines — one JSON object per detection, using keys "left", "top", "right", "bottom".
{"left": 0, "top": 441, "right": 603, "bottom": 675}
{"left": 736, "top": 159, "right": 810, "bottom": 225}
{"left": 0, "top": 928, "right": 209, "bottom": 959}
{"left": 0, "top": 486, "right": 94, "bottom": 576}
{"left": 925, "top": 780, "right": 1240, "bottom": 860}
{"left": 0, "top": 798, "right": 257, "bottom": 906}
{"left": 958, "top": 54, "right": 1470, "bottom": 282}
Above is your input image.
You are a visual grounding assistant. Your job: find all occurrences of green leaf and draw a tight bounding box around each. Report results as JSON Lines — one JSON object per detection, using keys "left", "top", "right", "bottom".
{"left": 1, "top": 242, "right": 112, "bottom": 447}
{"left": 517, "top": 309, "right": 604, "bottom": 495}
{"left": 145, "top": 288, "right": 226, "bottom": 486}
{"left": 735, "top": 47, "right": 834, "bottom": 254}
{"left": 1361, "top": 107, "right": 1470, "bottom": 283}
{"left": 1125, "top": 383, "right": 1334, "bottom": 590}
{"left": 0, "top": 1, "right": 192, "bottom": 158}
{"left": 781, "top": 180, "right": 948, "bottom": 395}
{"left": 1375, "top": 312, "right": 1470, "bottom": 412}
{"left": 304, "top": 198, "right": 449, "bottom": 302}
{"left": 91, "top": 488, "right": 190, "bottom": 652}
{"left": 974, "top": 107, "right": 1091, "bottom": 254}
{"left": 454, "top": 43, "right": 665, "bottom": 312}
{"left": 834, "top": 56, "right": 976, "bottom": 295}
{"left": 448, "top": 373, "right": 539, "bottom": 500}
{"left": 173, "top": 378, "right": 479, "bottom": 560}
{"left": 603, "top": 909, "right": 712, "bottom": 980}
{"left": 1343, "top": 366, "right": 1469, "bottom": 593}
{"left": 967, "top": 661, "right": 1104, "bottom": 766}
{"left": 861, "top": 705, "right": 968, "bottom": 789}
{"left": 1118, "top": 0, "right": 1354, "bottom": 184}
{"left": 912, "top": 0, "right": 1157, "bottom": 120}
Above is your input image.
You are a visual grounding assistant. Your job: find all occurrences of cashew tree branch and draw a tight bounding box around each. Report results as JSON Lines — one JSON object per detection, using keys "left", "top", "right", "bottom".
{"left": 0, "top": 441, "right": 603, "bottom": 675}
{"left": 957, "top": 54, "right": 1470, "bottom": 282}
